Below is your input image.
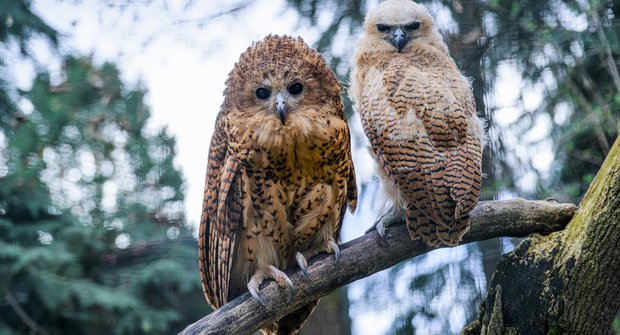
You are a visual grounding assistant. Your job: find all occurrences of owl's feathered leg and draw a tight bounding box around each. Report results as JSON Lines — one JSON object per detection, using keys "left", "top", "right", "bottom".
{"left": 365, "top": 204, "right": 405, "bottom": 239}
{"left": 247, "top": 265, "right": 295, "bottom": 307}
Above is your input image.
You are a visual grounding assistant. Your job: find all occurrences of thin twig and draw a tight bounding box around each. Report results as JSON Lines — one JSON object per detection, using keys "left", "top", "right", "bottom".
{"left": 4, "top": 291, "right": 51, "bottom": 335}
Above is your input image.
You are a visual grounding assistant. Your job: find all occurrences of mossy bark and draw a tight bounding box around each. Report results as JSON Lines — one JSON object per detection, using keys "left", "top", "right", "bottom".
{"left": 464, "top": 136, "right": 620, "bottom": 335}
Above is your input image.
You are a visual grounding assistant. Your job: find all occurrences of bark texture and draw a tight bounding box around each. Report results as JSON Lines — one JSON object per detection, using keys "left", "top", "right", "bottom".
{"left": 464, "top": 136, "right": 620, "bottom": 335}
{"left": 180, "top": 199, "right": 576, "bottom": 335}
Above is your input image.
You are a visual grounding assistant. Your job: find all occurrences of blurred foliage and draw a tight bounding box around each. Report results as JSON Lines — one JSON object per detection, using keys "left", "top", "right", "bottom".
{"left": 0, "top": 55, "right": 209, "bottom": 334}
{"left": 520, "top": 1, "right": 619, "bottom": 201}
{"left": 286, "top": 0, "right": 619, "bottom": 333}
{"left": 0, "top": 2, "right": 210, "bottom": 333}
{"left": 1, "top": 0, "right": 618, "bottom": 334}
{"left": 0, "top": 0, "right": 58, "bottom": 132}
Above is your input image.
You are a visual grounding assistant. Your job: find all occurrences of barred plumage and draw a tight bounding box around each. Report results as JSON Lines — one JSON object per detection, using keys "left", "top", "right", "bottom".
{"left": 199, "top": 35, "right": 357, "bottom": 335}
{"left": 349, "top": 0, "right": 483, "bottom": 247}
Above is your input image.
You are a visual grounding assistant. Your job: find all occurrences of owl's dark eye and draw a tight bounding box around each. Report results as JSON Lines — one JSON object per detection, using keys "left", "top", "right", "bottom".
{"left": 287, "top": 82, "right": 304, "bottom": 95}
{"left": 376, "top": 24, "right": 390, "bottom": 33}
{"left": 405, "top": 21, "right": 420, "bottom": 31}
{"left": 255, "top": 87, "right": 271, "bottom": 100}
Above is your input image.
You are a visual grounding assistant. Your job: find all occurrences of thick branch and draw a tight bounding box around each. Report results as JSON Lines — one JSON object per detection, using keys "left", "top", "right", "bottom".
{"left": 181, "top": 199, "right": 576, "bottom": 335}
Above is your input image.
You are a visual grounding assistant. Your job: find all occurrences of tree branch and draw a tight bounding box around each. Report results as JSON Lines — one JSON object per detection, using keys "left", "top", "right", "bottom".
{"left": 180, "top": 199, "right": 577, "bottom": 335}
{"left": 5, "top": 291, "right": 51, "bottom": 335}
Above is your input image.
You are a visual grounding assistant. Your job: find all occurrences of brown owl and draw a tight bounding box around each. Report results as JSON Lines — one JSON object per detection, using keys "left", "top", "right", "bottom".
{"left": 199, "top": 35, "right": 357, "bottom": 334}
{"left": 349, "top": 0, "right": 484, "bottom": 247}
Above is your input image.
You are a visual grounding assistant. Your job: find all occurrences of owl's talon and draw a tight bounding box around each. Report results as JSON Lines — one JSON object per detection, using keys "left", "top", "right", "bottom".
{"left": 365, "top": 217, "right": 387, "bottom": 241}
{"left": 247, "top": 265, "right": 296, "bottom": 306}
{"left": 269, "top": 265, "right": 295, "bottom": 303}
{"left": 366, "top": 205, "right": 404, "bottom": 241}
{"left": 284, "top": 276, "right": 295, "bottom": 303}
{"left": 295, "top": 252, "right": 310, "bottom": 279}
{"left": 248, "top": 284, "right": 266, "bottom": 307}
{"left": 327, "top": 240, "right": 340, "bottom": 263}
{"left": 376, "top": 220, "right": 387, "bottom": 240}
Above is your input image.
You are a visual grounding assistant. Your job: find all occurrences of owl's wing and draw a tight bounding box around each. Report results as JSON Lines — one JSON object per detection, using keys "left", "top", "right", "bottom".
{"left": 347, "top": 162, "right": 358, "bottom": 214}
{"left": 444, "top": 95, "right": 483, "bottom": 219}
{"left": 343, "top": 115, "right": 358, "bottom": 214}
{"left": 199, "top": 117, "right": 243, "bottom": 309}
{"left": 358, "top": 61, "right": 435, "bottom": 221}
{"left": 360, "top": 60, "right": 481, "bottom": 229}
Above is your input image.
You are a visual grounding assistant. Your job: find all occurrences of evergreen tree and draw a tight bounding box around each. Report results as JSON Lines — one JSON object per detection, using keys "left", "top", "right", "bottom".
{"left": 0, "top": 56, "right": 208, "bottom": 334}
{"left": 0, "top": 0, "right": 58, "bottom": 130}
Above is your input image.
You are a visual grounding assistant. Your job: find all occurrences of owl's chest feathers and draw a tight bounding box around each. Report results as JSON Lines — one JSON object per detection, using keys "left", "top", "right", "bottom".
{"left": 357, "top": 50, "right": 470, "bottom": 155}
{"left": 358, "top": 48, "right": 460, "bottom": 91}
{"left": 241, "top": 114, "right": 344, "bottom": 181}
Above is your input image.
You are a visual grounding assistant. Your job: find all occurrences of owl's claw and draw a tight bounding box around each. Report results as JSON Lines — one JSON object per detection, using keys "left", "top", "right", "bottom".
{"left": 284, "top": 276, "right": 295, "bottom": 303}
{"left": 295, "top": 252, "right": 310, "bottom": 279}
{"left": 365, "top": 205, "right": 405, "bottom": 241}
{"left": 247, "top": 265, "right": 296, "bottom": 307}
{"left": 248, "top": 285, "right": 266, "bottom": 307}
{"left": 376, "top": 220, "right": 387, "bottom": 240}
{"left": 365, "top": 218, "right": 387, "bottom": 241}
{"left": 327, "top": 240, "right": 340, "bottom": 263}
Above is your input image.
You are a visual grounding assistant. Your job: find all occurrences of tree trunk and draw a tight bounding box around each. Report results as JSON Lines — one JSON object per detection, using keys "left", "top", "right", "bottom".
{"left": 463, "top": 136, "right": 620, "bottom": 335}
{"left": 298, "top": 288, "right": 351, "bottom": 335}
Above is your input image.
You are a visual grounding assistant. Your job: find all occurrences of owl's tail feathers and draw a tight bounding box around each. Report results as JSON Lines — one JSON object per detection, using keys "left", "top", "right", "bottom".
{"left": 405, "top": 207, "right": 471, "bottom": 247}
{"left": 406, "top": 207, "right": 441, "bottom": 247}
{"left": 434, "top": 215, "right": 471, "bottom": 247}
{"left": 260, "top": 300, "right": 320, "bottom": 335}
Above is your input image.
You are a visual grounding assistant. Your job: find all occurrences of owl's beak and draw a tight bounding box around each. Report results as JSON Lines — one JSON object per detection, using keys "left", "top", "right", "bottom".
{"left": 390, "top": 27, "right": 407, "bottom": 52}
{"left": 275, "top": 92, "right": 287, "bottom": 123}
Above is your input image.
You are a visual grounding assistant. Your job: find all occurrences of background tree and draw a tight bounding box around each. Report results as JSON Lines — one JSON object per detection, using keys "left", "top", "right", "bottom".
{"left": 0, "top": 4, "right": 210, "bottom": 331}
{"left": 285, "top": 0, "right": 619, "bottom": 333}
{"left": 0, "top": 54, "right": 210, "bottom": 334}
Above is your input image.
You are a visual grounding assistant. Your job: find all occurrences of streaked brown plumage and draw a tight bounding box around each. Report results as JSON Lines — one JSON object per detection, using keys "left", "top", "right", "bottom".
{"left": 349, "top": 0, "right": 484, "bottom": 247}
{"left": 199, "top": 35, "right": 357, "bottom": 335}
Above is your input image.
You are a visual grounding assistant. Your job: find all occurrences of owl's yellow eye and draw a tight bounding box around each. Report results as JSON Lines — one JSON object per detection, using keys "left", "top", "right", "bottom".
{"left": 287, "top": 82, "right": 303, "bottom": 96}
{"left": 255, "top": 87, "right": 271, "bottom": 100}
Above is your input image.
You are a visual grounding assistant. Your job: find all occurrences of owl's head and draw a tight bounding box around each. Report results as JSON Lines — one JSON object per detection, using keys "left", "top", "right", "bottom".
{"left": 222, "top": 35, "right": 342, "bottom": 124}
{"left": 362, "top": 0, "right": 448, "bottom": 54}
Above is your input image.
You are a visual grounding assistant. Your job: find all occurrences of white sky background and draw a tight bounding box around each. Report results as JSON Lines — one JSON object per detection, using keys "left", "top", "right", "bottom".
{"left": 10, "top": 0, "right": 565, "bottom": 333}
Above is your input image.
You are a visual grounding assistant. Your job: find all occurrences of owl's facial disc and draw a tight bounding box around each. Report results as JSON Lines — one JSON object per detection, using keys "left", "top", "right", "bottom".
{"left": 376, "top": 21, "right": 420, "bottom": 52}
{"left": 255, "top": 78, "right": 304, "bottom": 124}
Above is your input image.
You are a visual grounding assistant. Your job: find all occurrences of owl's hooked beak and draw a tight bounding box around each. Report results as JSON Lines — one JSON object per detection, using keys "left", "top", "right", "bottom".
{"left": 390, "top": 27, "right": 407, "bottom": 52}
{"left": 275, "top": 92, "right": 287, "bottom": 123}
